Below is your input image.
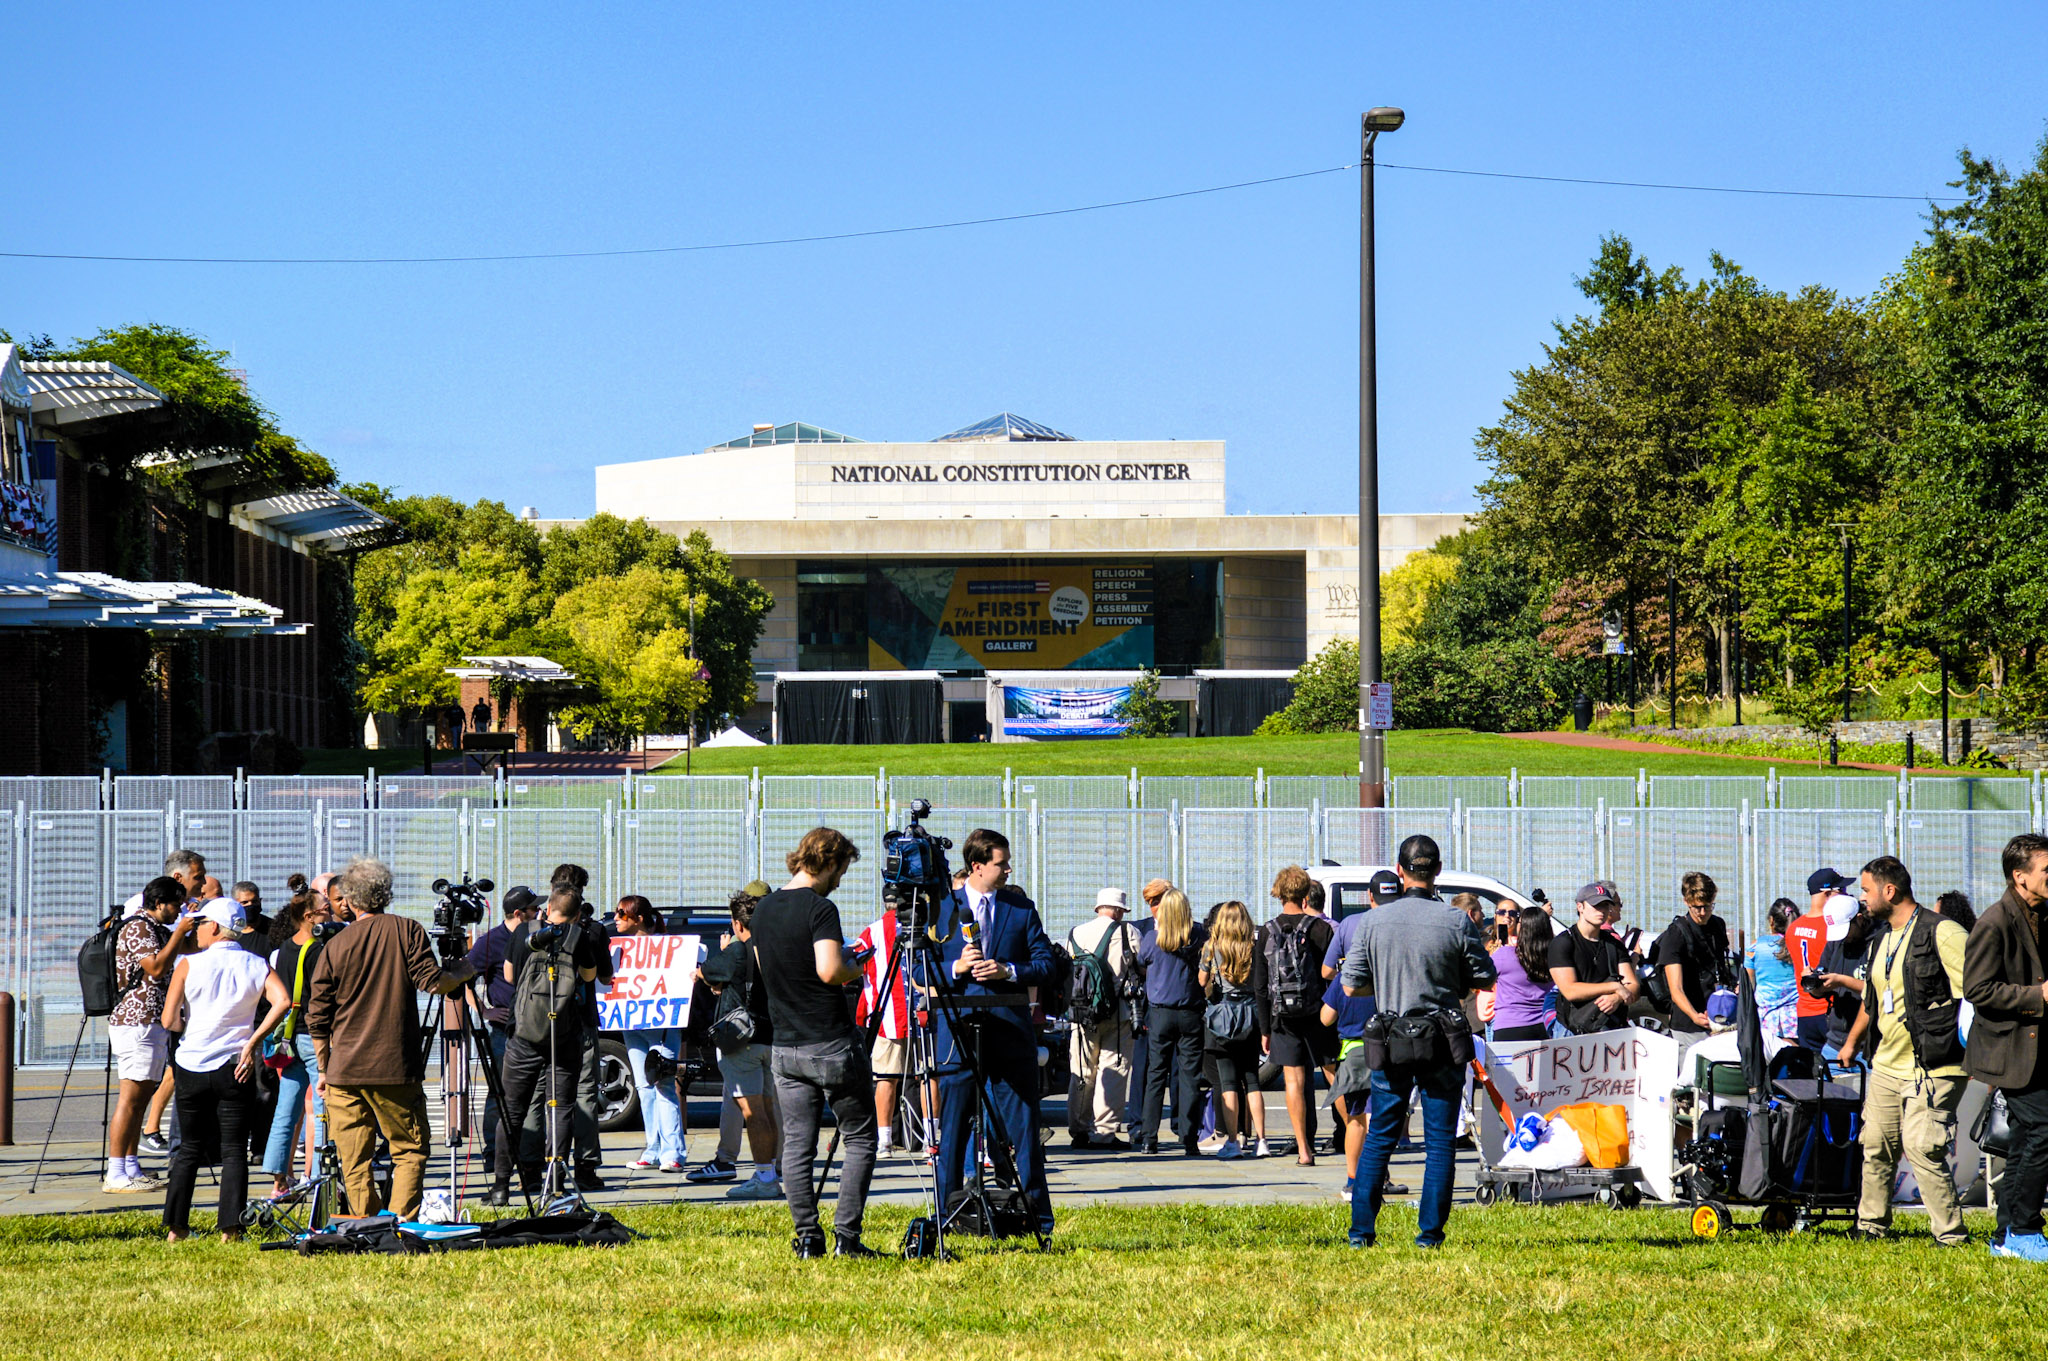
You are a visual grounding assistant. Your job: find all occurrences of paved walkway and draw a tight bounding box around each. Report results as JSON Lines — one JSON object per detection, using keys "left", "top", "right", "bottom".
{"left": 1505, "top": 730, "right": 1909, "bottom": 773}
{"left": 0, "top": 1071, "right": 1450, "bottom": 1219}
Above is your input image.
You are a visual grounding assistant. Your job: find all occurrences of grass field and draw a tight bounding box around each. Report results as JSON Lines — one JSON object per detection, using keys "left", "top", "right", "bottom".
{"left": 661, "top": 730, "right": 1901, "bottom": 779}
{"left": 0, "top": 1202, "right": 2030, "bottom": 1359}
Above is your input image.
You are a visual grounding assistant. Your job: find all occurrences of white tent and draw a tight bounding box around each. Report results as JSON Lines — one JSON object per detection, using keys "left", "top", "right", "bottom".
{"left": 700, "top": 725, "right": 765, "bottom": 748}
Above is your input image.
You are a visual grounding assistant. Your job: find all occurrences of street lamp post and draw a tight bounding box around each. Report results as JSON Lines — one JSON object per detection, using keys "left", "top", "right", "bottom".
{"left": 1358, "top": 106, "right": 1403, "bottom": 810}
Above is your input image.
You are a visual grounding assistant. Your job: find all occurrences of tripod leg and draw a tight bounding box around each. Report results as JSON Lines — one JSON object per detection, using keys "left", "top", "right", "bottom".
{"left": 31, "top": 1014, "right": 91, "bottom": 1193}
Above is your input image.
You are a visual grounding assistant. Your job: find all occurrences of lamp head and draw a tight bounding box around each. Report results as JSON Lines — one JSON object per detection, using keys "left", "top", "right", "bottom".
{"left": 1364, "top": 107, "right": 1406, "bottom": 133}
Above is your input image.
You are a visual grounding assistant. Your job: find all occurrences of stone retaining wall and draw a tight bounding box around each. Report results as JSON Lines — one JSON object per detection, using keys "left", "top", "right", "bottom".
{"left": 1629, "top": 718, "right": 2048, "bottom": 770}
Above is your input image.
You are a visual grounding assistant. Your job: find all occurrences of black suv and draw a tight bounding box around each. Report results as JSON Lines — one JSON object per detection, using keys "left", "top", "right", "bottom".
{"left": 593, "top": 906, "right": 731, "bottom": 1131}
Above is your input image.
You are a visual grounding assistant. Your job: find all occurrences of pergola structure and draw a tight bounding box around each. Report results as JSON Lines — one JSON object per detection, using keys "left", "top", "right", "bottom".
{"left": 443, "top": 655, "right": 580, "bottom": 753}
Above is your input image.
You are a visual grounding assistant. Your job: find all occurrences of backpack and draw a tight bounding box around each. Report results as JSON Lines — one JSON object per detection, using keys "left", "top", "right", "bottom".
{"left": 1042, "top": 939, "right": 1074, "bottom": 1018}
{"left": 1067, "top": 922, "right": 1126, "bottom": 1028}
{"left": 512, "top": 930, "right": 585, "bottom": 1045}
{"left": 78, "top": 910, "right": 160, "bottom": 1018}
{"left": 1262, "top": 916, "right": 1320, "bottom": 1021}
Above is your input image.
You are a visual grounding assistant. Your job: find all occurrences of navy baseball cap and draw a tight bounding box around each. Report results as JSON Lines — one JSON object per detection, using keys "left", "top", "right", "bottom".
{"left": 1805, "top": 868, "right": 1853, "bottom": 896}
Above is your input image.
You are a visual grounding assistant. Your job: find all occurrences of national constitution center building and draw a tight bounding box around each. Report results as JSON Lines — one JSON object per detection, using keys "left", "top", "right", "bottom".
{"left": 554, "top": 415, "right": 1462, "bottom": 740}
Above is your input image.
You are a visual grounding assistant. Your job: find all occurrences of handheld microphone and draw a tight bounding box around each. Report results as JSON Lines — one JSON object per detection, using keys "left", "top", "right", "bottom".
{"left": 961, "top": 918, "right": 981, "bottom": 953}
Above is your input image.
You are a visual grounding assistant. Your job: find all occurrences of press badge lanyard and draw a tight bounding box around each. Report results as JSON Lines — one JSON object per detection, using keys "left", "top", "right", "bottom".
{"left": 1879, "top": 918, "right": 1913, "bottom": 1016}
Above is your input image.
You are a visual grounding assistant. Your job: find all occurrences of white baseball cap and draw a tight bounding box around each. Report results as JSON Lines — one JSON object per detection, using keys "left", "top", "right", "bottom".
{"left": 1095, "top": 887, "right": 1128, "bottom": 910}
{"left": 195, "top": 897, "right": 248, "bottom": 934}
{"left": 1822, "top": 893, "right": 1860, "bottom": 941}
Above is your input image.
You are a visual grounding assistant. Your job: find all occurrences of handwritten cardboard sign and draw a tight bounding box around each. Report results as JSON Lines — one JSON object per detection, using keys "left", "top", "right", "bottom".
{"left": 597, "top": 933, "right": 700, "bottom": 1031}
{"left": 1476, "top": 1027, "right": 1680, "bottom": 1201}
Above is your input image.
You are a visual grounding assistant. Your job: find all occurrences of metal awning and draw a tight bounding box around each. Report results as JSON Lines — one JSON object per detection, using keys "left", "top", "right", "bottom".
{"left": 236, "top": 488, "right": 403, "bottom": 552}
{"left": 446, "top": 655, "right": 577, "bottom": 684}
{"left": 20, "top": 361, "right": 167, "bottom": 426}
{"left": 0, "top": 572, "right": 306, "bottom": 634}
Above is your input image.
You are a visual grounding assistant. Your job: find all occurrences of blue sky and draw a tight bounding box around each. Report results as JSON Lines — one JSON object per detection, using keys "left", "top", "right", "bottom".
{"left": 6, "top": 3, "right": 2044, "bottom": 518}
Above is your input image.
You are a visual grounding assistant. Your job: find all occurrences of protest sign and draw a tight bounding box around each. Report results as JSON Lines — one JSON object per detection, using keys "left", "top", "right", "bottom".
{"left": 1475, "top": 1027, "right": 1680, "bottom": 1201}
{"left": 598, "top": 933, "right": 700, "bottom": 1031}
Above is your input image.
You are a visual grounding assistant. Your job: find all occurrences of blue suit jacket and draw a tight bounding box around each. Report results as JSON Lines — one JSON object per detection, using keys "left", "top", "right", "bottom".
{"left": 920, "top": 885, "right": 1055, "bottom": 1069}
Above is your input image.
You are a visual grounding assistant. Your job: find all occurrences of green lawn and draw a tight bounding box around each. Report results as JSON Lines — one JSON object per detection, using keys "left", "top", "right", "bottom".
{"left": 660, "top": 729, "right": 1900, "bottom": 779}
{"left": 0, "top": 1203, "right": 2028, "bottom": 1359}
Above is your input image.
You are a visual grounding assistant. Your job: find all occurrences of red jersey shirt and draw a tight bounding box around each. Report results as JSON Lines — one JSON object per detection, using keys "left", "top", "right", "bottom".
{"left": 1786, "top": 912, "right": 1829, "bottom": 1015}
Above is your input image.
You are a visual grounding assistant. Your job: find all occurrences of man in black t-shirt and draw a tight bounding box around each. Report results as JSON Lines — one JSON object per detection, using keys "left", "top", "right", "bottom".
{"left": 492, "top": 887, "right": 603, "bottom": 1201}
{"left": 753, "top": 827, "right": 879, "bottom": 1259}
{"left": 1655, "top": 872, "right": 1731, "bottom": 1035}
{"left": 1255, "top": 866, "right": 1337, "bottom": 1165}
{"left": 1549, "top": 883, "right": 1640, "bottom": 1034}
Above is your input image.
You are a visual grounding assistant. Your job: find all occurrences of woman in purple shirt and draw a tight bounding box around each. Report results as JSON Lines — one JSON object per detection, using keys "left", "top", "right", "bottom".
{"left": 1489, "top": 906, "right": 1555, "bottom": 1042}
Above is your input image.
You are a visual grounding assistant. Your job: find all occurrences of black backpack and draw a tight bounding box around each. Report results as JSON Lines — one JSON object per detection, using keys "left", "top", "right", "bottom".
{"left": 1263, "top": 917, "right": 1320, "bottom": 1020}
{"left": 512, "top": 930, "right": 585, "bottom": 1045}
{"left": 78, "top": 909, "right": 159, "bottom": 1018}
{"left": 1042, "top": 939, "right": 1074, "bottom": 1018}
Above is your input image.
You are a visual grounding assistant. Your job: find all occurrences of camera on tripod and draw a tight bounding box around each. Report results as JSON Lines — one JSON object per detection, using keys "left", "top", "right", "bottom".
{"left": 429, "top": 873, "right": 495, "bottom": 958}
{"left": 885, "top": 799, "right": 953, "bottom": 891}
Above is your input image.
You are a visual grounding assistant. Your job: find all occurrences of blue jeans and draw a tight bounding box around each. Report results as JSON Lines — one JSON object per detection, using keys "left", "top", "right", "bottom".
{"left": 625, "top": 1029, "right": 685, "bottom": 1165}
{"left": 261, "top": 1031, "right": 324, "bottom": 1178}
{"left": 1350, "top": 1061, "right": 1463, "bottom": 1247}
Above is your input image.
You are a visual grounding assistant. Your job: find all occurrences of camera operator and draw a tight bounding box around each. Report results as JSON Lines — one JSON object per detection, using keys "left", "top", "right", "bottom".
{"left": 551, "top": 863, "right": 613, "bottom": 1191}
{"left": 1341, "top": 834, "right": 1495, "bottom": 1250}
{"left": 492, "top": 885, "right": 605, "bottom": 1202}
{"left": 1963, "top": 833, "right": 2048, "bottom": 1261}
{"left": 464, "top": 884, "right": 540, "bottom": 1201}
{"left": 1838, "top": 856, "right": 1970, "bottom": 1247}
{"left": 753, "top": 828, "right": 880, "bottom": 1258}
{"left": 928, "top": 828, "right": 1057, "bottom": 1239}
{"left": 304, "top": 858, "right": 477, "bottom": 1219}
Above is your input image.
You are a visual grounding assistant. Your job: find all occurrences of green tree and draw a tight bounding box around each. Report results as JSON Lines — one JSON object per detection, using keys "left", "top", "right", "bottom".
{"left": 361, "top": 545, "right": 549, "bottom": 711}
{"left": 538, "top": 513, "right": 683, "bottom": 598}
{"left": 1379, "top": 548, "right": 1456, "bottom": 650}
{"left": 1113, "top": 669, "right": 1179, "bottom": 738}
{"left": 1260, "top": 639, "right": 1359, "bottom": 735}
{"left": 549, "top": 566, "right": 711, "bottom": 741}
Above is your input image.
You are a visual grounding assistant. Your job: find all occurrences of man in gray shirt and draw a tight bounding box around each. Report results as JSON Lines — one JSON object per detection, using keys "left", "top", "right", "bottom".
{"left": 1341, "top": 835, "right": 1494, "bottom": 1249}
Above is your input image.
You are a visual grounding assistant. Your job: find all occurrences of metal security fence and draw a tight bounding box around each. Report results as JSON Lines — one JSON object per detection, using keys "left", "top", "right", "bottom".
{"left": 245, "top": 775, "right": 367, "bottom": 811}
{"left": 1910, "top": 776, "right": 2034, "bottom": 813}
{"left": 760, "top": 776, "right": 878, "bottom": 811}
{"left": 620, "top": 810, "right": 756, "bottom": 907}
{"left": 23, "top": 810, "right": 104, "bottom": 1064}
{"left": 1318, "top": 807, "right": 1459, "bottom": 869}
{"left": 758, "top": 809, "right": 887, "bottom": 921}
{"left": 114, "top": 776, "right": 236, "bottom": 811}
{"left": 500, "top": 776, "right": 623, "bottom": 810}
{"left": 1033, "top": 809, "right": 1174, "bottom": 938}
{"left": 1140, "top": 776, "right": 1257, "bottom": 810}
{"left": 632, "top": 775, "right": 751, "bottom": 811}
{"left": 1390, "top": 776, "right": 1511, "bottom": 810}
{"left": 1519, "top": 776, "right": 1639, "bottom": 810}
{"left": 1647, "top": 775, "right": 1768, "bottom": 810}
{"left": 1776, "top": 776, "right": 1898, "bottom": 811}
{"left": 1466, "top": 807, "right": 1602, "bottom": 903}
{"left": 1898, "top": 809, "right": 2032, "bottom": 913}
{"left": 1752, "top": 808, "right": 1890, "bottom": 912}
{"left": 472, "top": 808, "right": 612, "bottom": 906}
{"left": 887, "top": 774, "right": 1006, "bottom": 812}
{"left": 1267, "top": 776, "right": 1358, "bottom": 810}
{"left": 1180, "top": 808, "right": 1314, "bottom": 913}
{"left": 1608, "top": 808, "right": 1748, "bottom": 936}
{"left": 1011, "top": 775, "right": 1131, "bottom": 810}
{"left": 376, "top": 776, "right": 493, "bottom": 809}
{"left": 0, "top": 777, "right": 101, "bottom": 812}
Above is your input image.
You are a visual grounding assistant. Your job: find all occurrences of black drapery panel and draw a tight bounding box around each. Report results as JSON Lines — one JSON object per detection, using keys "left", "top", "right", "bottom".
{"left": 1196, "top": 677, "right": 1295, "bottom": 736}
{"left": 776, "top": 678, "right": 942, "bottom": 744}
{"left": 777, "top": 679, "right": 857, "bottom": 745}
{"left": 859, "top": 679, "right": 942, "bottom": 744}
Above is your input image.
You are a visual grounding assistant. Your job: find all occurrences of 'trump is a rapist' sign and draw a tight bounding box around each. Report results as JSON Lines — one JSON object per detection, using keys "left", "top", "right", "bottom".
{"left": 598, "top": 934, "right": 701, "bottom": 1031}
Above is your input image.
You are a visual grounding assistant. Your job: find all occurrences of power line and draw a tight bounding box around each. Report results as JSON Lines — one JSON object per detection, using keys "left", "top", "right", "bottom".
{"left": 0, "top": 159, "right": 1958, "bottom": 267}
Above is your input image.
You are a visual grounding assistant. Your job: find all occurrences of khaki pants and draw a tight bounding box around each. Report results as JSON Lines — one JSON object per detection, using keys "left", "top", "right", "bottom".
{"left": 328, "top": 1082, "right": 432, "bottom": 1219}
{"left": 1069, "top": 1019, "right": 1133, "bottom": 1139}
{"left": 1858, "top": 1067, "right": 1966, "bottom": 1242}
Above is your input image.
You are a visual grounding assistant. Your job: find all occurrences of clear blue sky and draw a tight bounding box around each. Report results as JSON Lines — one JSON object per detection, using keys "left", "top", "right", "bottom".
{"left": 7, "top": 3, "right": 2045, "bottom": 518}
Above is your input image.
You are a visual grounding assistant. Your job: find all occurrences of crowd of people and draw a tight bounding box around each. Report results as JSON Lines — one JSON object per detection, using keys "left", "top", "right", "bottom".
{"left": 99, "top": 823, "right": 2048, "bottom": 1262}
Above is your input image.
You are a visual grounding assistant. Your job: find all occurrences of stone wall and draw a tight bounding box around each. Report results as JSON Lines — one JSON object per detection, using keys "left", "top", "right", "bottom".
{"left": 1629, "top": 718, "right": 2048, "bottom": 770}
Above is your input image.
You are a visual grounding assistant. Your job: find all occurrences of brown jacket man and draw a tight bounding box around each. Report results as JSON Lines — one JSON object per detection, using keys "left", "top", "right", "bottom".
{"left": 1962, "top": 886, "right": 2047, "bottom": 1089}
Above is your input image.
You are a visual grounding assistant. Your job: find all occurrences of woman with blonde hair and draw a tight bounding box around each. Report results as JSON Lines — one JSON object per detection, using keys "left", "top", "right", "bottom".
{"left": 1136, "top": 886, "right": 1208, "bottom": 1156}
{"left": 1199, "top": 900, "right": 1262, "bottom": 1159}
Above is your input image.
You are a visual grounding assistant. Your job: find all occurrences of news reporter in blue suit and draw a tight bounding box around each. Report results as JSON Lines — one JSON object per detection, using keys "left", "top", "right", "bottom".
{"left": 924, "top": 827, "right": 1057, "bottom": 1236}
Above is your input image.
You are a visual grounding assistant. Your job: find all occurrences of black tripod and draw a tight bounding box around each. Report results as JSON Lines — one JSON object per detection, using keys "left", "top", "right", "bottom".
{"left": 418, "top": 937, "right": 529, "bottom": 1216}
{"left": 29, "top": 1011, "right": 114, "bottom": 1193}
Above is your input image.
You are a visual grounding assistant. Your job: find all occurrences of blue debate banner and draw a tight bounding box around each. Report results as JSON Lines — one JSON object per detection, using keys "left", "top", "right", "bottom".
{"left": 1002, "top": 684, "right": 1132, "bottom": 739}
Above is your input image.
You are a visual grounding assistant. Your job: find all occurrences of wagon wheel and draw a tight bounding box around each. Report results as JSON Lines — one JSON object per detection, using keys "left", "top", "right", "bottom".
{"left": 1615, "top": 1184, "right": 1644, "bottom": 1210}
{"left": 1690, "top": 1202, "right": 1732, "bottom": 1240}
{"left": 1472, "top": 1182, "right": 1498, "bottom": 1207}
{"left": 1759, "top": 1203, "right": 1798, "bottom": 1235}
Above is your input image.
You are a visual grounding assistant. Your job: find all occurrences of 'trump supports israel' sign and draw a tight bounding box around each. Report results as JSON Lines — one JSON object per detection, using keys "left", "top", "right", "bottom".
{"left": 598, "top": 933, "right": 700, "bottom": 1031}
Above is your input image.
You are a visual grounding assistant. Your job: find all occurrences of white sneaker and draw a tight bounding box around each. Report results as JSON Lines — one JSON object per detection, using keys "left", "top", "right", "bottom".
{"left": 103, "top": 1174, "right": 159, "bottom": 1194}
{"left": 1253, "top": 1138, "right": 1272, "bottom": 1158}
{"left": 1215, "top": 1139, "right": 1242, "bottom": 1160}
{"left": 726, "top": 1174, "right": 784, "bottom": 1201}
{"left": 875, "top": 1142, "right": 895, "bottom": 1160}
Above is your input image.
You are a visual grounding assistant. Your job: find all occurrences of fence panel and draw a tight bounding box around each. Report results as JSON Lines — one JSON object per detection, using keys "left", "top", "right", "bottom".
{"left": 1753, "top": 809, "right": 1890, "bottom": 920}
{"left": 472, "top": 808, "right": 611, "bottom": 908}
{"left": 245, "top": 775, "right": 366, "bottom": 811}
{"left": 1464, "top": 808, "right": 1601, "bottom": 903}
{"left": 1390, "top": 776, "right": 1511, "bottom": 810}
{"left": 887, "top": 775, "right": 1006, "bottom": 811}
{"left": 758, "top": 809, "right": 886, "bottom": 923}
{"left": 114, "top": 776, "right": 235, "bottom": 811}
{"left": 377, "top": 775, "right": 494, "bottom": 809}
{"left": 1267, "top": 776, "right": 1357, "bottom": 810}
{"left": 1777, "top": 776, "right": 1897, "bottom": 811}
{"left": 1607, "top": 808, "right": 1747, "bottom": 936}
{"left": 114, "top": 809, "right": 169, "bottom": 898}
{"left": 321, "top": 808, "right": 372, "bottom": 873}
{"left": 1909, "top": 776, "right": 2033, "bottom": 813}
{"left": 759, "top": 775, "right": 877, "bottom": 810}
{"left": 1318, "top": 807, "right": 1458, "bottom": 869}
{"left": 1139, "top": 776, "right": 1257, "bottom": 810}
{"left": 1181, "top": 809, "right": 1315, "bottom": 916}
{"left": 1647, "top": 775, "right": 1767, "bottom": 810}
{"left": 366, "top": 809, "right": 466, "bottom": 925}
{"left": 240, "top": 810, "right": 320, "bottom": 904}
{"left": 1011, "top": 775, "right": 1130, "bottom": 810}
{"left": 632, "top": 775, "right": 751, "bottom": 812}
{"left": 22, "top": 811, "right": 107, "bottom": 1063}
{"left": 1899, "top": 809, "right": 2032, "bottom": 912}
{"left": 1033, "top": 809, "right": 1174, "bottom": 939}
{"left": 1518, "top": 776, "right": 1637, "bottom": 810}
{"left": 501, "top": 776, "right": 624, "bottom": 810}
{"left": 0, "top": 777, "right": 101, "bottom": 812}
{"left": 620, "top": 810, "right": 755, "bottom": 907}
{"left": 173, "top": 810, "right": 238, "bottom": 886}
